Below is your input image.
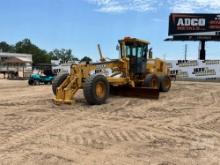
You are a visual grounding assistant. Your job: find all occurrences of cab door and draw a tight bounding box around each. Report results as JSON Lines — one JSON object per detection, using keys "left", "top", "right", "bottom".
{"left": 126, "top": 44, "right": 148, "bottom": 75}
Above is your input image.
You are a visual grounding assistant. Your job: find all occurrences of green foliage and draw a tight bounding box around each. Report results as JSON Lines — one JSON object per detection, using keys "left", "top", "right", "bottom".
{"left": 80, "top": 56, "right": 92, "bottom": 63}
{"left": 0, "top": 39, "right": 80, "bottom": 65}
{"left": 0, "top": 41, "right": 15, "bottom": 52}
{"left": 15, "top": 39, "right": 50, "bottom": 64}
{"left": 49, "top": 49, "right": 76, "bottom": 63}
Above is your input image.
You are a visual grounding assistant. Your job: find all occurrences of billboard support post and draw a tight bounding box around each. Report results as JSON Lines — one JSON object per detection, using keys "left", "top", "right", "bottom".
{"left": 184, "top": 44, "right": 187, "bottom": 60}
{"left": 199, "top": 40, "right": 206, "bottom": 60}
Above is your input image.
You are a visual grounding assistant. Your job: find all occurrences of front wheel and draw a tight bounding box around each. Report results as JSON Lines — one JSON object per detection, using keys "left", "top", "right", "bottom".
{"left": 52, "top": 73, "right": 69, "bottom": 95}
{"left": 83, "top": 75, "right": 109, "bottom": 105}
{"left": 28, "top": 78, "right": 34, "bottom": 85}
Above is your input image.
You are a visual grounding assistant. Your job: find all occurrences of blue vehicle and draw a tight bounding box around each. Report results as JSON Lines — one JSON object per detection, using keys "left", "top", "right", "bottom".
{"left": 28, "top": 72, "right": 54, "bottom": 85}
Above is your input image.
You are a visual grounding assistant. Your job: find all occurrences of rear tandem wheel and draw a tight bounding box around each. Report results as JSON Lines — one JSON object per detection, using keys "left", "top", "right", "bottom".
{"left": 158, "top": 75, "right": 171, "bottom": 92}
{"left": 144, "top": 74, "right": 159, "bottom": 89}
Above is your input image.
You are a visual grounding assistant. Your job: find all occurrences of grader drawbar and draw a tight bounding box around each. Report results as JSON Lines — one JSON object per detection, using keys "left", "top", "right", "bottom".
{"left": 52, "top": 37, "right": 171, "bottom": 105}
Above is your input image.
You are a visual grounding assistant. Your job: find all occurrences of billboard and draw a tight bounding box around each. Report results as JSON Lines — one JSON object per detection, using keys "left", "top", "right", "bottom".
{"left": 169, "top": 13, "right": 220, "bottom": 36}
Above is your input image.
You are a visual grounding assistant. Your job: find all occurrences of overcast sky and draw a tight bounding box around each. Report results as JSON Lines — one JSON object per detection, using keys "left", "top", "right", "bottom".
{"left": 0, "top": 0, "right": 220, "bottom": 60}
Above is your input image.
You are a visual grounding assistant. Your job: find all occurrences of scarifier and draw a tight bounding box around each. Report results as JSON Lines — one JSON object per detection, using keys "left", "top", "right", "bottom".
{"left": 52, "top": 37, "right": 171, "bottom": 105}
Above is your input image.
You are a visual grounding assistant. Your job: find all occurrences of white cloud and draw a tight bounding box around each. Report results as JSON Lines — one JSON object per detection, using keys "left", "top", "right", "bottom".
{"left": 87, "top": 0, "right": 220, "bottom": 13}
{"left": 170, "top": 0, "right": 220, "bottom": 13}
{"left": 87, "top": 0, "right": 156, "bottom": 13}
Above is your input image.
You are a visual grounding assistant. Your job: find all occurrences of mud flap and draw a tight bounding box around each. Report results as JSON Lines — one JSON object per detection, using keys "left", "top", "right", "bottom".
{"left": 110, "top": 86, "right": 159, "bottom": 99}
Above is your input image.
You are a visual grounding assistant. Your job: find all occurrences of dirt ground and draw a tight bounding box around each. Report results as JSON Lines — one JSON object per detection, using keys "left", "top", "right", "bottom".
{"left": 0, "top": 80, "right": 220, "bottom": 165}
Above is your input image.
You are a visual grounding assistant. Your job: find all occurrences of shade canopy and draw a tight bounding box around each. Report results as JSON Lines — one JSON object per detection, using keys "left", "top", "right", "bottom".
{"left": 3, "top": 57, "right": 28, "bottom": 64}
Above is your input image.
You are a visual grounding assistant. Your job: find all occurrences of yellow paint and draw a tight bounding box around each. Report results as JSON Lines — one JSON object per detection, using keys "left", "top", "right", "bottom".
{"left": 53, "top": 37, "right": 170, "bottom": 104}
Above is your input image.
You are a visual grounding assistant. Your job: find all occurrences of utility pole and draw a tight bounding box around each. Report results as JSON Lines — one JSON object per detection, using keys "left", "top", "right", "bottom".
{"left": 184, "top": 44, "right": 187, "bottom": 61}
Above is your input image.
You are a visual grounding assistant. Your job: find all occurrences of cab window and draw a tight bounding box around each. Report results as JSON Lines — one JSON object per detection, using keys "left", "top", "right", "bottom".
{"left": 126, "top": 44, "right": 148, "bottom": 58}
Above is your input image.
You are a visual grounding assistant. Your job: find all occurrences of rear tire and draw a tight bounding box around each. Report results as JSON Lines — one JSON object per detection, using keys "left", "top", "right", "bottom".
{"left": 52, "top": 73, "right": 69, "bottom": 95}
{"left": 158, "top": 75, "right": 171, "bottom": 92}
{"left": 144, "top": 74, "right": 159, "bottom": 89}
{"left": 83, "top": 75, "right": 109, "bottom": 105}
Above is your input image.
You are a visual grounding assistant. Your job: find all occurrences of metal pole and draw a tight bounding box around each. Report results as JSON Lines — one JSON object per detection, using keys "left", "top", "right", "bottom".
{"left": 97, "top": 44, "right": 105, "bottom": 62}
{"left": 199, "top": 40, "right": 206, "bottom": 60}
{"left": 184, "top": 44, "right": 187, "bottom": 61}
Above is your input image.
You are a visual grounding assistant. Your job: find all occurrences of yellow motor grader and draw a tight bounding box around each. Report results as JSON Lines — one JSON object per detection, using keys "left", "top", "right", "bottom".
{"left": 52, "top": 37, "right": 171, "bottom": 105}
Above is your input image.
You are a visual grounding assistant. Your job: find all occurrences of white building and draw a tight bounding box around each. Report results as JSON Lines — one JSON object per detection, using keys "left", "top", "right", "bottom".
{"left": 0, "top": 52, "right": 32, "bottom": 79}
{"left": 51, "top": 60, "right": 77, "bottom": 74}
{"left": 167, "top": 59, "right": 220, "bottom": 81}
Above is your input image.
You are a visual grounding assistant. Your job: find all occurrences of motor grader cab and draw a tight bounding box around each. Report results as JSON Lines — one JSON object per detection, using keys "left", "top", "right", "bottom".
{"left": 52, "top": 37, "right": 171, "bottom": 105}
{"left": 120, "top": 38, "right": 148, "bottom": 76}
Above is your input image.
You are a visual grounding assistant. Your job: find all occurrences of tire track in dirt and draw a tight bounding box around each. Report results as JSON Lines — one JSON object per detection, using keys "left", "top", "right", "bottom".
{"left": 0, "top": 109, "right": 95, "bottom": 163}
{"left": 3, "top": 115, "right": 49, "bottom": 125}
{"left": 1, "top": 143, "right": 82, "bottom": 165}
{"left": 0, "top": 97, "right": 52, "bottom": 107}
{"left": 1, "top": 80, "right": 220, "bottom": 164}
{"left": 26, "top": 116, "right": 220, "bottom": 155}
{"left": 32, "top": 128, "right": 151, "bottom": 149}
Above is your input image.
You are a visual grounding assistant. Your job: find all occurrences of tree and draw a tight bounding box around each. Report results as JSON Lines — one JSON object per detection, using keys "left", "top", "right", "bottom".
{"left": 0, "top": 38, "right": 79, "bottom": 65}
{"left": 49, "top": 49, "right": 76, "bottom": 63}
{"left": 15, "top": 39, "right": 51, "bottom": 64}
{"left": 0, "top": 41, "right": 15, "bottom": 52}
{"left": 80, "top": 56, "right": 92, "bottom": 63}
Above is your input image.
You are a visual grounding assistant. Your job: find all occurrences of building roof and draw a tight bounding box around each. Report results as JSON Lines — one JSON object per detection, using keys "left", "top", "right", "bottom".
{"left": 3, "top": 57, "right": 32, "bottom": 64}
{"left": 0, "top": 52, "right": 32, "bottom": 58}
{"left": 119, "top": 37, "right": 151, "bottom": 45}
{"left": 0, "top": 52, "right": 32, "bottom": 64}
{"left": 3, "top": 57, "right": 24, "bottom": 64}
{"left": 17, "top": 57, "right": 32, "bottom": 63}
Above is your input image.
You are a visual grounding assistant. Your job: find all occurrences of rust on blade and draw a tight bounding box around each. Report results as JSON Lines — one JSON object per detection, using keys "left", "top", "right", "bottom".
{"left": 110, "top": 86, "right": 159, "bottom": 99}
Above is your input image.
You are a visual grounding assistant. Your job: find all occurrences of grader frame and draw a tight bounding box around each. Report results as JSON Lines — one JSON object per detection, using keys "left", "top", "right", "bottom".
{"left": 53, "top": 37, "right": 171, "bottom": 105}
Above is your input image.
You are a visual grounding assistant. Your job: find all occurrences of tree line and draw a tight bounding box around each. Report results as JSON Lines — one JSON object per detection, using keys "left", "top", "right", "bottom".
{"left": 0, "top": 38, "right": 92, "bottom": 65}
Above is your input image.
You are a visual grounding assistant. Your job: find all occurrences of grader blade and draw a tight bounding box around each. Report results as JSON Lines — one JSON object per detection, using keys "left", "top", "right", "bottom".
{"left": 110, "top": 86, "right": 159, "bottom": 99}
